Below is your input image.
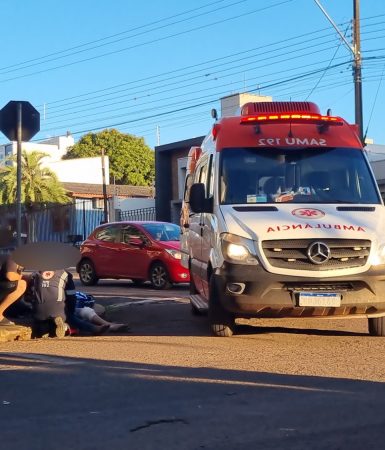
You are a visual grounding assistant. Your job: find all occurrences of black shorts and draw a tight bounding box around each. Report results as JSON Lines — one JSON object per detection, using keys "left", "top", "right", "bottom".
{"left": 0, "top": 280, "right": 18, "bottom": 301}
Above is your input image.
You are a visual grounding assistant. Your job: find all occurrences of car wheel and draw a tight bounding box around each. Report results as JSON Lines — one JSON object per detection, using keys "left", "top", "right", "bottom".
{"left": 79, "top": 259, "right": 99, "bottom": 286}
{"left": 368, "top": 317, "right": 385, "bottom": 336}
{"left": 150, "top": 263, "right": 171, "bottom": 290}
{"left": 208, "top": 276, "right": 235, "bottom": 337}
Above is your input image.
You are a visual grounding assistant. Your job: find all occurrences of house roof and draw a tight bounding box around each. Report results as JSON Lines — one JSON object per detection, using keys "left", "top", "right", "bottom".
{"left": 62, "top": 182, "right": 154, "bottom": 199}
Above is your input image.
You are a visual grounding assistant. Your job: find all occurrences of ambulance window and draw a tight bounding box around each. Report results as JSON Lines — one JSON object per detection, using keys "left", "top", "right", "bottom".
{"left": 195, "top": 156, "right": 211, "bottom": 197}
{"left": 183, "top": 174, "right": 192, "bottom": 202}
{"left": 207, "top": 155, "right": 214, "bottom": 197}
{"left": 219, "top": 147, "right": 380, "bottom": 205}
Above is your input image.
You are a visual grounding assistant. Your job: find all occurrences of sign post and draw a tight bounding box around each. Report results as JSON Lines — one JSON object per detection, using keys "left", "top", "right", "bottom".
{"left": 0, "top": 100, "right": 40, "bottom": 246}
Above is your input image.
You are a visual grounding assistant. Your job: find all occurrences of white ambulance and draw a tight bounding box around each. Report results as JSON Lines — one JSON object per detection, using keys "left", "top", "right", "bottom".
{"left": 182, "top": 101, "right": 385, "bottom": 337}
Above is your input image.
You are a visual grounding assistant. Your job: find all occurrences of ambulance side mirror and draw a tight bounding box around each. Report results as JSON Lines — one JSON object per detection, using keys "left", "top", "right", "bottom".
{"left": 189, "top": 183, "right": 212, "bottom": 213}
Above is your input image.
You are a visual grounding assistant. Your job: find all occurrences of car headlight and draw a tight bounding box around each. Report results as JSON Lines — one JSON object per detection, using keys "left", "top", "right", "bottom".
{"left": 370, "top": 243, "right": 385, "bottom": 266}
{"left": 221, "top": 233, "right": 259, "bottom": 265}
{"left": 165, "top": 249, "right": 182, "bottom": 260}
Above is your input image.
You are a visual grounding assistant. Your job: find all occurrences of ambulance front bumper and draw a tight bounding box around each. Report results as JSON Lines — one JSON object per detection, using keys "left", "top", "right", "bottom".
{"left": 214, "top": 262, "right": 385, "bottom": 318}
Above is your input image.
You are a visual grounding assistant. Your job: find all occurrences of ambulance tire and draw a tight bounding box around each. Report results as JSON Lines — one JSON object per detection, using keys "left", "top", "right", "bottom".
{"left": 190, "top": 302, "right": 201, "bottom": 316}
{"left": 368, "top": 317, "right": 385, "bottom": 336}
{"left": 208, "top": 276, "right": 235, "bottom": 337}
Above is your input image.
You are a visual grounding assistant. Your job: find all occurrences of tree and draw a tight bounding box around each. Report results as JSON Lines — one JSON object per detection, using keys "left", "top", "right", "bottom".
{"left": 0, "top": 151, "right": 70, "bottom": 243}
{"left": 64, "top": 129, "right": 155, "bottom": 186}
{"left": 0, "top": 151, "right": 69, "bottom": 206}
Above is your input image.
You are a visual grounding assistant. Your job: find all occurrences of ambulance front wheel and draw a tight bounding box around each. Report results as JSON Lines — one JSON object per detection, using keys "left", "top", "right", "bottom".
{"left": 368, "top": 317, "right": 385, "bottom": 336}
{"left": 208, "top": 276, "right": 235, "bottom": 337}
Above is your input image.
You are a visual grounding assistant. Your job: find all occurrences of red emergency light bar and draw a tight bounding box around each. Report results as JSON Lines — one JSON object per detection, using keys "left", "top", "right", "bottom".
{"left": 240, "top": 113, "right": 344, "bottom": 126}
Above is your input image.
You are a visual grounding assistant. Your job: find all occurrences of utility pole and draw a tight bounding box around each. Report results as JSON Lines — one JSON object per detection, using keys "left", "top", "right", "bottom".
{"left": 156, "top": 125, "right": 160, "bottom": 146}
{"left": 101, "top": 148, "right": 109, "bottom": 224}
{"left": 16, "top": 103, "right": 22, "bottom": 247}
{"left": 353, "top": 0, "right": 363, "bottom": 143}
{"left": 314, "top": 0, "right": 364, "bottom": 143}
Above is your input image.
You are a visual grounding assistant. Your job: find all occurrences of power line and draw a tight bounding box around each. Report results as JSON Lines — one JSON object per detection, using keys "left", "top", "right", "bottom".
{"left": 38, "top": 60, "right": 352, "bottom": 138}
{"left": 42, "top": 53, "right": 352, "bottom": 130}
{"left": 364, "top": 62, "right": 385, "bottom": 140}
{"left": 0, "top": 0, "right": 243, "bottom": 73}
{"left": 305, "top": 23, "right": 351, "bottom": 100}
{"left": 43, "top": 38, "right": 345, "bottom": 121}
{"left": 35, "top": 17, "right": 385, "bottom": 114}
{"left": 38, "top": 23, "right": 384, "bottom": 121}
{"left": 0, "top": 0, "right": 294, "bottom": 84}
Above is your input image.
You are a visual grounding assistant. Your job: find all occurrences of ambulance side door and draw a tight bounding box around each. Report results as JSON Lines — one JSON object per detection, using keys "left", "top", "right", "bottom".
{"left": 188, "top": 155, "right": 210, "bottom": 296}
{"left": 200, "top": 154, "right": 214, "bottom": 298}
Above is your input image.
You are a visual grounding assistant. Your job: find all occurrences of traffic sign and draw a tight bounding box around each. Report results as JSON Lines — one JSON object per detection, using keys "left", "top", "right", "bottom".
{"left": 0, "top": 100, "right": 40, "bottom": 142}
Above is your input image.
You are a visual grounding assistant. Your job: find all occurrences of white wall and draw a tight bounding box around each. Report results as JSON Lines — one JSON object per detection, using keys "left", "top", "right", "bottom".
{"left": 0, "top": 134, "right": 74, "bottom": 164}
{"left": 220, "top": 93, "right": 273, "bottom": 117}
{"left": 45, "top": 156, "right": 110, "bottom": 184}
{"left": 0, "top": 135, "right": 110, "bottom": 184}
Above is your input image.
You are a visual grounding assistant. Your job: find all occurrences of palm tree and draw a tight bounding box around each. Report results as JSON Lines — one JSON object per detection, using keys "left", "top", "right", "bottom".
{"left": 0, "top": 150, "right": 69, "bottom": 205}
{"left": 0, "top": 151, "right": 69, "bottom": 241}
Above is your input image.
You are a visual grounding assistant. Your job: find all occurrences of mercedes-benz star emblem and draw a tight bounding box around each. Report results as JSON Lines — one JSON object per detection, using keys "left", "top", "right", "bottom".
{"left": 307, "top": 242, "right": 331, "bottom": 265}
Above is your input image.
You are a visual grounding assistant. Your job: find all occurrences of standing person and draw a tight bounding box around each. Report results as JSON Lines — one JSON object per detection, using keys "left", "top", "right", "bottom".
{"left": 30, "top": 269, "right": 109, "bottom": 338}
{"left": 0, "top": 256, "right": 27, "bottom": 326}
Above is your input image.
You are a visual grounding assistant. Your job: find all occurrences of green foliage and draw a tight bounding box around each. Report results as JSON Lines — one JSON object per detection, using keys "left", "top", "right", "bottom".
{"left": 64, "top": 129, "right": 155, "bottom": 186}
{"left": 0, "top": 151, "right": 69, "bottom": 206}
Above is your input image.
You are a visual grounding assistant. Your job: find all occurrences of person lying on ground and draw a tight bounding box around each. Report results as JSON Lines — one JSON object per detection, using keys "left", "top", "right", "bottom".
{"left": 0, "top": 256, "right": 27, "bottom": 326}
{"left": 75, "top": 292, "right": 128, "bottom": 332}
{"left": 29, "top": 269, "right": 109, "bottom": 338}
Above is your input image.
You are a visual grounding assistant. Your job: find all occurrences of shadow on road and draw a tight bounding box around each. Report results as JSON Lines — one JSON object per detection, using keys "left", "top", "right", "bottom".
{"left": 237, "top": 323, "right": 369, "bottom": 337}
{"left": 104, "top": 300, "right": 370, "bottom": 338}
{"left": 0, "top": 352, "right": 384, "bottom": 450}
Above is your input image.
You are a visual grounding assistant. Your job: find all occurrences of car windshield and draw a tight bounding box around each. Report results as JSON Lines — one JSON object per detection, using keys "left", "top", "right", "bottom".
{"left": 219, "top": 147, "right": 381, "bottom": 205}
{"left": 142, "top": 223, "right": 181, "bottom": 241}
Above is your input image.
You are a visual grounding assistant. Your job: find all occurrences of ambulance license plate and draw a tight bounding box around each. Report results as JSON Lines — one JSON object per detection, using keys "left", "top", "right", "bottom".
{"left": 298, "top": 292, "right": 341, "bottom": 307}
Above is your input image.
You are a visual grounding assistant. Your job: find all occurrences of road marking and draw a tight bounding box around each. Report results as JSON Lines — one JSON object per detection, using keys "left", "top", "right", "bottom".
{"left": 1, "top": 353, "right": 84, "bottom": 367}
{"left": 107, "top": 297, "right": 188, "bottom": 309}
{"left": 133, "top": 373, "right": 352, "bottom": 394}
{"left": 92, "top": 294, "right": 187, "bottom": 300}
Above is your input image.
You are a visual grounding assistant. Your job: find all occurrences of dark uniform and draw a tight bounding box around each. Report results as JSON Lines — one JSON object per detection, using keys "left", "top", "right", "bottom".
{"left": 30, "top": 270, "right": 76, "bottom": 321}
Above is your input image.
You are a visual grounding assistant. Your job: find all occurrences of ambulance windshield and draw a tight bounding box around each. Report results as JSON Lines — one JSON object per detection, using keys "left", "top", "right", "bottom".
{"left": 219, "top": 147, "right": 380, "bottom": 205}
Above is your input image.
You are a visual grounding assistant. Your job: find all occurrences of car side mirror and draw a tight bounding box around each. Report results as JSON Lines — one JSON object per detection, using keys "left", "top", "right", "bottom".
{"left": 189, "top": 183, "right": 213, "bottom": 213}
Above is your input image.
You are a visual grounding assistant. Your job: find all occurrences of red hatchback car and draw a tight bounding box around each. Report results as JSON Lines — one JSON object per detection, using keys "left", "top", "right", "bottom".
{"left": 77, "top": 221, "right": 190, "bottom": 289}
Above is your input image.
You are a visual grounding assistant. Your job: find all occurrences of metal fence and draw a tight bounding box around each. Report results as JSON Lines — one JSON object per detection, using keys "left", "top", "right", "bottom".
{"left": 0, "top": 200, "right": 104, "bottom": 249}
{"left": 119, "top": 207, "right": 156, "bottom": 222}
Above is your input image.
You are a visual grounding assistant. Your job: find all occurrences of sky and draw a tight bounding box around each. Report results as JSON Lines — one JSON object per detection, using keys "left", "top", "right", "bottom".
{"left": 0, "top": 0, "right": 384, "bottom": 150}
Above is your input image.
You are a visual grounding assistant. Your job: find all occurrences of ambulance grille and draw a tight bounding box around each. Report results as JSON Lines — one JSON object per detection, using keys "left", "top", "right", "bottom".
{"left": 262, "top": 239, "right": 371, "bottom": 271}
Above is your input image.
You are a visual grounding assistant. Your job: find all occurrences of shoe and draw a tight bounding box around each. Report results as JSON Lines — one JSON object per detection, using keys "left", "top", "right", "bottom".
{"left": 0, "top": 317, "right": 15, "bottom": 326}
{"left": 53, "top": 317, "right": 66, "bottom": 338}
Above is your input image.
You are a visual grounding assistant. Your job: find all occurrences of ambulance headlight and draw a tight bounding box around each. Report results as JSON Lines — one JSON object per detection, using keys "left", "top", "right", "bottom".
{"left": 221, "top": 233, "right": 259, "bottom": 265}
{"left": 370, "top": 243, "right": 385, "bottom": 266}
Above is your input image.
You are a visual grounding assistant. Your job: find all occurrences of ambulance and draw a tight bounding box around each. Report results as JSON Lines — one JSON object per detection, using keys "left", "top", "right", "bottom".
{"left": 182, "top": 101, "right": 385, "bottom": 337}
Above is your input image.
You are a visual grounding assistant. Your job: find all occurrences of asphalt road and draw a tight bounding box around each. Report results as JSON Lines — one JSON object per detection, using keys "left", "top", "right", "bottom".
{"left": 1, "top": 279, "right": 385, "bottom": 450}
